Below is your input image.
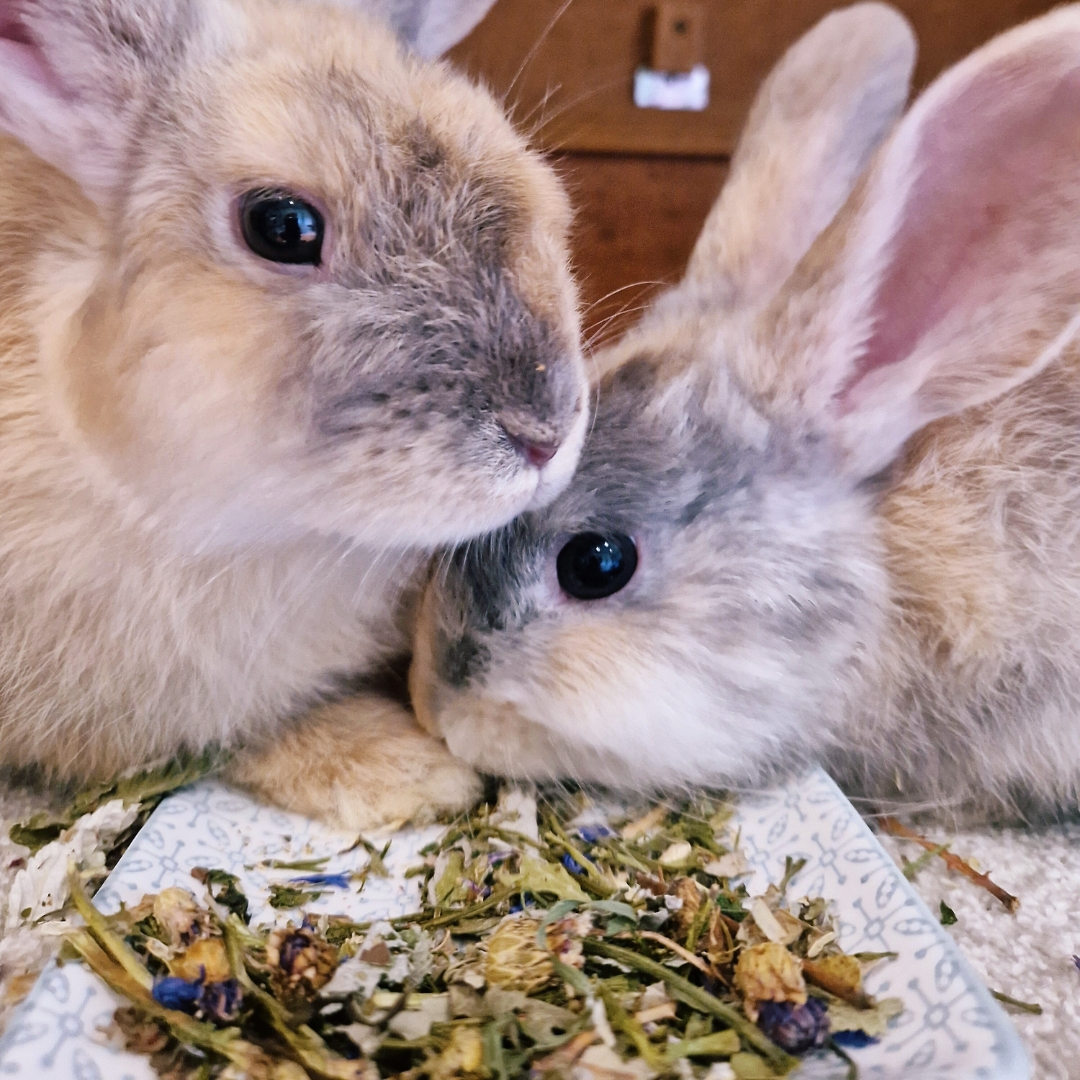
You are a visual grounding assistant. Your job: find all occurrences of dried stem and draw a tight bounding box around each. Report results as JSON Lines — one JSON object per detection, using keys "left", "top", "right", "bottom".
{"left": 876, "top": 817, "right": 1019, "bottom": 913}
{"left": 635, "top": 930, "right": 711, "bottom": 974}
{"left": 582, "top": 939, "right": 798, "bottom": 1074}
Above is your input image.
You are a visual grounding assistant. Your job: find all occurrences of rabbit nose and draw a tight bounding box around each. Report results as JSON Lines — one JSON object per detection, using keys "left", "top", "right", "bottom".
{"left": 501, "top": 424, "right": 560, "bottom": 468}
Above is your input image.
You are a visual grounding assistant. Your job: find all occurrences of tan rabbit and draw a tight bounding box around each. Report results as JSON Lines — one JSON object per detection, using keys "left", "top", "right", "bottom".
{"left": 412, "top": 1, "right": 1080, "bottom": 823}
{"left": 0, "top": 0, "right": 589, "bottom": 828}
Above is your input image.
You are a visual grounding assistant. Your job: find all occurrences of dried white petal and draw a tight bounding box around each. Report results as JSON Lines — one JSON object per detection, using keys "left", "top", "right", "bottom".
{"left": 388, "top": 1009, "right": 435, "bottom": 1040}
{"left": 342, "top": 1023, "right": 382, "bottom": 1056}
{"left": 637, "top": 981, "right": 671, "bottom": 1011}
{"left": 703, "top": 853, "right": 749, "bottom": 879}
{"left": 321, "top": 956, "right": 385, "bottom": 998}
{"left": 704, "top": 1064, "right": 736, "bottom": 1080}
{"left": 589, "top": 995, "right": 617, "bottom": 1048}
{"left": 575, "top": 1043, "right": 657, "bottom": 1080}
{"left": 749, "top": 897, "right": 788, "bottom": 944}
{"left": 658, "top": 841, "right": 692, "bottom": 867}
{"left": 6, "top": 800, "right": 139, "bottom": 928}
{"left": 806, "top": 929, "right": 836, "bottom": 958}
{"left": 491, "top": 788, "right": 540, "bottom": 844}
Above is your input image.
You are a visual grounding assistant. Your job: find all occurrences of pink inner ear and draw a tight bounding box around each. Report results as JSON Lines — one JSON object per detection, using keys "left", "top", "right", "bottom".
{"left": 0, "top": 4, "right": 72, "bottom": 100}
{"left": 0, "top": 8, "right": 31, "bottom": 45}
{"left": 847, "top": 46, "right": 1080, "bottom": 390}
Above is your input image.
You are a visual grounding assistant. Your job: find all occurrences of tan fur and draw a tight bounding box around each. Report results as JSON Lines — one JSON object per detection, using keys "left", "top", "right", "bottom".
{"left": 0, "top": 0, "right": 588, "bottom": 828}
{"left": 861, "top": 354, "right": 1080, "bottom": 813}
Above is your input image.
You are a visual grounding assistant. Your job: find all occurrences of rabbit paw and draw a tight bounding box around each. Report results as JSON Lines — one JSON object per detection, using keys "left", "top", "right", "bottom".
{"left": 225, "top": 695, "right": 483, "bottom": 830}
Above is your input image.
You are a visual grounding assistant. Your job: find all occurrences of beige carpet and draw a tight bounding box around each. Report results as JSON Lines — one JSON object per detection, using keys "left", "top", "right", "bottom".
{"left": 878, "top": 825, "right": 1080, "bottom": 1080}
{"left": 0, "top": 781, "right": 1074, "bottom": 1079}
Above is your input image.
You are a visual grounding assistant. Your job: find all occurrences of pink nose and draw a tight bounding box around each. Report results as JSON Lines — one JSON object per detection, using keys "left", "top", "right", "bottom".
{"left": 504, "top": 429, "right": 560, "bottom": 468}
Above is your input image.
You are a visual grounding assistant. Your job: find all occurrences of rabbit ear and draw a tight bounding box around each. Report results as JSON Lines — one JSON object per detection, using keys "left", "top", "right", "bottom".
{"left": 332, "top": 0, "right": 496, "bottom": 56}
{"left": 762, "top": 4, "right": 1080, "bottom": 478}
{"left": 0, "top": 0, "right": 206, "bottom": 204}
{"left": 682, "top": 3, "right": 915, "bottom": 310}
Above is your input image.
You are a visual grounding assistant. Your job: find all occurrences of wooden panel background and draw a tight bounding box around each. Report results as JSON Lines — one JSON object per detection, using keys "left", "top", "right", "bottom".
{"left": 449, "top": 0, "right": 1057, "bottom": 341}
{"left": 553, "top": 154, "right": 728, "bottom": 345}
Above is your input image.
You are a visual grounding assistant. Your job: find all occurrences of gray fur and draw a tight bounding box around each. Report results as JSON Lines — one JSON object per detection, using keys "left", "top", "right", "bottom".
{"left": 344, "top": 0, "right": 495, "bottom": 56}
{"left": 414, "top": 3, "right": 1080, "bottom": 824}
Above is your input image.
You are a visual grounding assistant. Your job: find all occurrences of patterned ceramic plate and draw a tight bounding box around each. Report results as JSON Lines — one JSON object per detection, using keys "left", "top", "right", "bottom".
{"left": 0, "top": 767, "right": 1030, "bottom": 1080}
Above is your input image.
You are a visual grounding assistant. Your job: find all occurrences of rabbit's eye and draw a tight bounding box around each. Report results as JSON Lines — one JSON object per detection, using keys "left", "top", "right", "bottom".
{"left": 556, "top": 532, "right": 637, "bottom": 600}
{"left": 240, "top": 191, "right": 323, "bottom": 265}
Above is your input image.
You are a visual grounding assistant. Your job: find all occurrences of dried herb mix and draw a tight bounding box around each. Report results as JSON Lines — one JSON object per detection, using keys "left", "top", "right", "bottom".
{"left": 61, "top": 790, "right": 903, "bottom": 1078}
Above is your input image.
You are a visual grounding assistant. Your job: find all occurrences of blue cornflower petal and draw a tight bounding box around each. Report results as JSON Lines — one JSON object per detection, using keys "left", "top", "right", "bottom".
{"left": 1073, "top": 955, "right": 1080, "bottom": 973}
{"left": 832, "top": 1029, "right": 879, "bottom": 1049}
{"left": 757, "top": 999, "right": 830, "bottom": 1054}
{"left": 152, "top": 976, "right": 202, "bottom": 1013}
{"left": 289, "top": 873, "right": 351, "bottom": 888}
{"left": 198, "top": 978, "right": 243, "bottom": 1023}
{"left": 577, "top": 825, "right": 614, "bottom": 843}
{"left": 561, "top": 854, "right": 584, "bottom": 875}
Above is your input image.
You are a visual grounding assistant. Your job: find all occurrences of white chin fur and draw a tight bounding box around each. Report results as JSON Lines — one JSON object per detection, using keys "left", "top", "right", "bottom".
{"left": 435, "top": 683, "right": 785, "bottom": 792}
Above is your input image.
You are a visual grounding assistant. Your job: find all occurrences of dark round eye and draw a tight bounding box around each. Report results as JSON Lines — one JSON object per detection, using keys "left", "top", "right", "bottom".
{"left": 240, "top": 191, "right": 324, "bottom": 265}
{"left": 556, "top": 532, "right": 638, "bottom": 600}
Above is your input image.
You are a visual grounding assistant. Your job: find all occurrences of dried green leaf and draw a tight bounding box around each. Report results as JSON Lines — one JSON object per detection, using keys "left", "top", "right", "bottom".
{"left": 730, "top": 1050, "right": 779, "bottom": 1078}
{"left": 495, "top": 852, "right": 589, "bottom": 902}
{"left": 587, "top": 899, "right": 638, "bottom": 922}
{"left": 193, "top": 868, "right": 250, "bottom": 924}
{"left": 433, "top": 851, "right": 466, "bottom": 905}
{"left": 825, "top": 995, "right": 904, "bottom": 1038}
{"left": 990, "top": 989, "right": 1043, "bottom": 1014}
{"left": 268, "top": 884, "right": 322, "bottom": 910}
{"left": 668, "top": 1028, "right": 741, "bottom": 1060}
{"left": 260, "top": 857, "right": 330, "bottom": 871}
{"left": 10, "top": 749, "right": 224, "bottom": 853}
{"left": 514, "top": 998, "right": 579, "bottom": 1045}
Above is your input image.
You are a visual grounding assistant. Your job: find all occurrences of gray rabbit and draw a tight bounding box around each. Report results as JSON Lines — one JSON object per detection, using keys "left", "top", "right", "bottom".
{"left": 412, "top": 2, "right": 1080, "bottom": 822}
{"left": 0, "top": 0, "right": 587, "bottom": 828}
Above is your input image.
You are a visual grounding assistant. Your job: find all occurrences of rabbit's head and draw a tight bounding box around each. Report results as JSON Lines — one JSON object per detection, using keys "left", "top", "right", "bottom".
{"left": 0, "top": 0, "right": 585, "bottom": 547}
{"left": 413, "top": 2, "right": 1080, "bottom": 788}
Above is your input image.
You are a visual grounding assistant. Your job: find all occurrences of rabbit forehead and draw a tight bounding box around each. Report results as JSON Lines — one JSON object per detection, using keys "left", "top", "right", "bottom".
{"left": 557, "top": 342, "right": 778, "bottom": 525}
{"left": 178, "top": 6, "right": 538, "bottom": 222}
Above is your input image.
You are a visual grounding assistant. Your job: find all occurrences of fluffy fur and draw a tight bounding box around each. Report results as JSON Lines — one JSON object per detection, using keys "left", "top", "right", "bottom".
{"left": 0, "top": 0, "right": 589, "bottom": 828}
{"left": 412, "top": 2, "right": 1080, "bottom": 823}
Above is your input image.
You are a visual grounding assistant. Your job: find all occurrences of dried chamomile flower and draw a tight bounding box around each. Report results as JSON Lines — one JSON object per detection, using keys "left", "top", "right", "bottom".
{"left": 668, "top": 877, "right": 703, "bottom": 938}
{"left": 168, "top": 936, "right": 231, "bottom": 983}
{"left": 802, "top": 954, "right": 865, "bottom": 1004}
{"left": 545, "top": 911, "right": 591, "bottom": 969}
{"left": 734, "top": 942, "right": 807, "bottom": 1020}
{"left": 266, "top": 923, "right": 338, "bottom": 1008}
{"left": 424, "top": 1025, "right": 484, "bottom": 1080}
{"left": 484, "top": 914, "right": 553, "bottom": 993}
{"left": 153, "top": 888, "right": 214, "bottom": 949}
